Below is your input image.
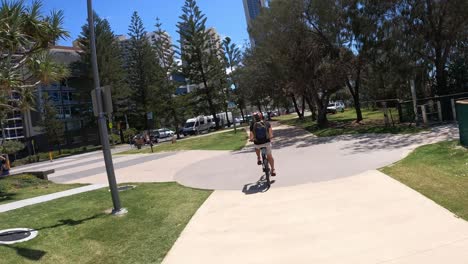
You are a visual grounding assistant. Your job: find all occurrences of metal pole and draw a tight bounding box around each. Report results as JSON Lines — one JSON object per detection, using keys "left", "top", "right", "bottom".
{"left": 87, "top": 0, "right": 126, "bottom": 215}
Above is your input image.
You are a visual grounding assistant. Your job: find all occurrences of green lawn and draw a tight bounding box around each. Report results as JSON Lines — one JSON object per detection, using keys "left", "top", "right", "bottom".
{"left": 0, "top": 182, "right": 212, "bottom": 264}
{"left": 0, "top": 175, "right": 84, "bottom": 205}
{"left": 381, "top": 141, "right": 468, "bottom": 220}
{"left": 120, "top": 130, "right": 248, "bottom": 154}
{"left": 276, "top": 109, "right": 423, "bottom": 137}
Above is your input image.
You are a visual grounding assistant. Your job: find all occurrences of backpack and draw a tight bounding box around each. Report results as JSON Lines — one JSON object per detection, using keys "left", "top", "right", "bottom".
{"left": 253, "top": 121, "right": 269, "bottom": 143}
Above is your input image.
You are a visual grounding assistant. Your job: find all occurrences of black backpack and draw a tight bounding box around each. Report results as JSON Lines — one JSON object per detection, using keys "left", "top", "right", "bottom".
{"left": 253, "top": 121, "right": 269, "bottom": 143}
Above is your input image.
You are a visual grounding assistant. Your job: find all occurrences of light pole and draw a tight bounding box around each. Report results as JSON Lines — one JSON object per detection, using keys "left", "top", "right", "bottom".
{"left": 87, "top": 0, "right": 126, "bottom": 215}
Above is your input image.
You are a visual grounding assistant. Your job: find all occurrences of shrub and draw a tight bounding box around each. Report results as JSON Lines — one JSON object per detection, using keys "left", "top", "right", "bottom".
{"left": 109, "top": 134, "right": 121, "bottom": 144}
{"left": 1, "top": 140, "right": 25, "bottom": 155}
{"left": 123, "top": 128, "right": 138, "bottom": 143}
{"left": 0, "top": 174, "right": 47, "bottom": 194}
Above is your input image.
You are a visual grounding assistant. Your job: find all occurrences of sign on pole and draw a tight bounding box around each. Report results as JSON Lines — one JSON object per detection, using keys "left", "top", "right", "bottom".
{"left": 91, "top": 86, "right": 113, "bottom": 117}
{"left": 91, "top": 89, "right": 99, "bottom": 117}
{"left": 102, "top": 86, "right": 113, "bottom": 115}
{"left": 147, "top": 112, "right": 153, "bottom": 120}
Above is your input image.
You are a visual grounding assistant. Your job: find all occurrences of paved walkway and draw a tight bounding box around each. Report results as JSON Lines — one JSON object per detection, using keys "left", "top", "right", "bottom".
{"left": 174, "top": 124, "right": 458, "bottom": 190}
{"left": 0, "top": 184, "right": 106, "bottom": 213}
{"left": 163, "top": 170, "right": 468, "bottom": 264}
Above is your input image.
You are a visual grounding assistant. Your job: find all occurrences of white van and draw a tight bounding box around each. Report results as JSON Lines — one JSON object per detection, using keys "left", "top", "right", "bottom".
{"left": 216, "top": 112, "right": 233, "bottom": 127}
{"left": 182, "top": 116, "right": 212, "bottom": 135}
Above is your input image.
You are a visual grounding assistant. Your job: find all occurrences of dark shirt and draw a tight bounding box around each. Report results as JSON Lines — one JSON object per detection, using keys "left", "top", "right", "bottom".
{"left": 250, "top": 121, "right": 271, "bottom": 145}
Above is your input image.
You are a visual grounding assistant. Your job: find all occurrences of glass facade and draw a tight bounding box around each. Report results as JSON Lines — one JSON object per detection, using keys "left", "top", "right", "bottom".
{"left": 247, "top": 0, "right": 262, "bottom": 20}
{"left": 1, "top": 91, "right": 25, "bottom": 140}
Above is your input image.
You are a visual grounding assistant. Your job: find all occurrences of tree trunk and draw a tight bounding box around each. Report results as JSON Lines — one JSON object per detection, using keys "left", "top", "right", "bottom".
{"left": 206, "top": 91, "right": 219, "bottom": 129}
{"left": 346, "top": 74, "right": 363, "bottom": 122}
{"left": 435, "top": 56, "right": 447, "bottom": 95}
{"left": 239, "top": 107, "right": 245, "bottom": 123}
{"left": 305, "top": 96, "right": 316, "bottom": 121}
{"left": 171, "top": 107, "right": 181, "bottom": 139}
{"left": 256, "top": 101, "right": 263, "bottom": 113}
{"left": 314, "top": 94, "right": 329, "bottom": 128}
{"left": 317, "top": 107, "right": 328, "bottom": 128}
{"left": 291, "top": 94, "right": 303, "bottom": 119}
{"left": 301, "top": 96, "right": 306, "bottom": 117}
{"left": 353, "top": 92, "right": 363, "bottom": 122}
{"left": 119, "top": 125, "right": 125, "bottom": 143}
{"left": 224, "top": 108, "right": 231, "bottom": 127}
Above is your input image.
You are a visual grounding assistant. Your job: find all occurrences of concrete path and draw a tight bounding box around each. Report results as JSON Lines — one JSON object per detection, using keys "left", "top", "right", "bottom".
{"left": 163, "top": 170, "right": 468, "bottom": 264}
{"left": 0, "top": 184, "right": 106, "bottom": 213}
{"left": 61, "top": 151, "right": 226, "bottom": 184}
{"left": 174, "top": 124, "right": 458, "bottom": 190}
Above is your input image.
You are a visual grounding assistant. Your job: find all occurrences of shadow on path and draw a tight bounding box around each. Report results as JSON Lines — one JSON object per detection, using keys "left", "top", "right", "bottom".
{"left": 242, "top": 175, "right": 276, "bottom": 195}
{"left": 236, "top": 122, "right": 458, "bottom": 155}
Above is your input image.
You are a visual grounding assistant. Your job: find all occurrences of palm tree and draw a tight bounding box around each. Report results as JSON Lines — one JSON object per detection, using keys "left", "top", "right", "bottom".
{"left": 0, "top": 0, "right": 69, "bottom": 156}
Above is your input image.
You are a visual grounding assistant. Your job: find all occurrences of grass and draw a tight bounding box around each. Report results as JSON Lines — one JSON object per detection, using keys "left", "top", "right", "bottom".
{"left": 0, "top": 182, "right": 212, "bottom": 264}
{"left": 0, "top": 174, "right": 84, "bottom": 205}
{"left": 276, "top": 108, "right": 424, "bottom": 137}
{"left": 381, "top": 141, "right": 468, "bottom": 220}
{"left": 120, "top": 130, "right": 248, "bottom": 154}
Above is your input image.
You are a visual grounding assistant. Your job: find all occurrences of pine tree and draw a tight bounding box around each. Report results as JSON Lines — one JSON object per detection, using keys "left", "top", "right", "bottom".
{"left": 75, "top": 13, "right": 130, "bottom": 126}
{"left": 126, "top": 11, "right": 160, "bottom": 130}
{"left": 152, "top": 20, "right": 185, "bottom": 137}
{"left": 177, "top": 0, "right": 224, "bottom": 129}
{"left": 222, "top": 37, "right": 243, "bottom": 122}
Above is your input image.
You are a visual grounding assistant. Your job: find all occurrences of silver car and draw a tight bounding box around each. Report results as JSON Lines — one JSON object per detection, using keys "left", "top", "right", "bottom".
{"left": 157, "top": 128, "right": 175, "bottom": 138}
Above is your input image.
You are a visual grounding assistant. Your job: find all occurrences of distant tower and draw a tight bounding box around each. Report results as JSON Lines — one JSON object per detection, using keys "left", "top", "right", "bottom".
{"left": 242, "top": 0, "right": 267, "bottom": 46}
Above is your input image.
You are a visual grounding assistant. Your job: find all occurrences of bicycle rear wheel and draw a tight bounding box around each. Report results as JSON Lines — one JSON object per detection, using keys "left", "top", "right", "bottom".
{"left": 261, "top": 149, "right": 270, "bottom": 186}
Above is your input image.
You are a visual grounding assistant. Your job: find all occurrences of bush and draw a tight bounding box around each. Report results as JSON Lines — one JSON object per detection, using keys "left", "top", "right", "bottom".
{"left": 0, "top": 174, "right": 47, "bottom": 194}
{"left": 109, "top": 134, "right": 121, "bottom": 144}
{"left": 0, "top": 181, "right": 9, "bottom": 195}
{"left": 11, "top": 145, "right": 102, "bottom": 167}
{"left": 123, "top": 128, "right": 138, "bottom": 143}
{"left": 1, "top": 140, "right": 25, "bottom": 155}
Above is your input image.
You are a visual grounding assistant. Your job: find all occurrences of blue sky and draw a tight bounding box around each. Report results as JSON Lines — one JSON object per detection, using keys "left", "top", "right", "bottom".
{"left": 41, "top": 0, "right": 249, "bottom": 48}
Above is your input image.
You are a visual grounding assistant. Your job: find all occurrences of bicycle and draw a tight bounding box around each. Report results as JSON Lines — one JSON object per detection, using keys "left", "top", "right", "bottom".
{"left": 260, "top": 146, "right": 271, "bottom": 187}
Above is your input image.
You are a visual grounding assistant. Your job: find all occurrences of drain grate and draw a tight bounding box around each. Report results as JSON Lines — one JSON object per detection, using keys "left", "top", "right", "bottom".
{"left": 0, "top": 228, "right": 38, "bottom": 245}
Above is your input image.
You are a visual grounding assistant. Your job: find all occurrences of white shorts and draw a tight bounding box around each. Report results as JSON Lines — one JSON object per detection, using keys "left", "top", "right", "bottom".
{"left": 255, "top": 142, "right": 272, "bottom": 155}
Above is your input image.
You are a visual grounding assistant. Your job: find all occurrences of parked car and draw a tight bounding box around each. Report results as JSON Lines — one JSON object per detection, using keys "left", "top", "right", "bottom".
{"left": 327, "top": 101, "right": 345, "bottom": 114}
{"left": 156, "top": 128, "right": 174, "bottom": 138}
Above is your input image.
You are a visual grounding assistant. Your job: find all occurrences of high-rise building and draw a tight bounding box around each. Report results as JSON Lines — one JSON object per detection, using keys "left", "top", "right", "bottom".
{"left": 116, "top": 31, "right": 174, "bottom": 67}
{"left": 206, "top": 27, "right": 222, "bottom": 53}
{"left": 242, "top": 0, "right": 267, "bottom": 45}
{"left": 243, "top": 0, "right": 266, "bottom": 25}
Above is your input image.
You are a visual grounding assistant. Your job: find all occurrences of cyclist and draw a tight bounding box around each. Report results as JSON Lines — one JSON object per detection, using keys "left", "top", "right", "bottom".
{"left": 250, "top": 112, "right": 276, "bottom": 176}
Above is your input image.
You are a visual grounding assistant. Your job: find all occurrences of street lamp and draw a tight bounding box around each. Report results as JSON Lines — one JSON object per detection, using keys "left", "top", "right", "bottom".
{"left": 87, "top": 0, "right": 126, "bottom": 215}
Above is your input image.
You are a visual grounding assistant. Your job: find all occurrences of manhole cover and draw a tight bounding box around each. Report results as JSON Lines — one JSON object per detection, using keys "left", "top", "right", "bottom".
{"left": 0, "top": 228, "right": 38, "bottom": 245}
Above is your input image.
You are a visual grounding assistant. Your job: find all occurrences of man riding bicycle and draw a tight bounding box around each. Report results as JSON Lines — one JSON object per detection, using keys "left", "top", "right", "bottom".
{"left": 250, "top": 112, "right": 276, "bottom": 176}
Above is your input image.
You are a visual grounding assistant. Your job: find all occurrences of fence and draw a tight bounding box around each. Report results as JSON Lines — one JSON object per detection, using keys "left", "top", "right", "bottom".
{"left": 363, "top": 92, "right": 468, "bottom": 126}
